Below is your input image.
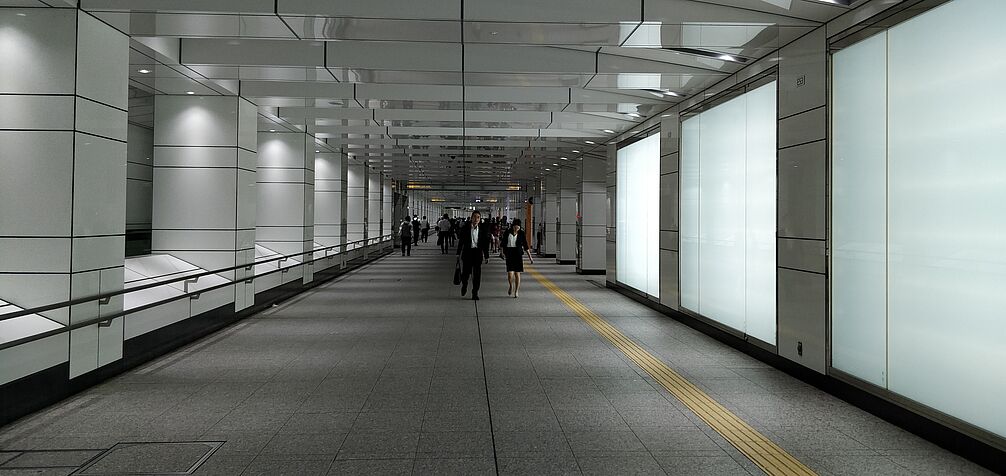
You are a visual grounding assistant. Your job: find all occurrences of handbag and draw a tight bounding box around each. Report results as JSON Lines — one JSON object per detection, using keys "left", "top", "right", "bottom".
{"left": 453, "top": 257, "right": 462, "bottom": 285}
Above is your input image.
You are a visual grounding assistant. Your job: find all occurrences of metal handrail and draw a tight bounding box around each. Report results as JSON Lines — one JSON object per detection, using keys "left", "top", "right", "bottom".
{"left": 0, "top": 235, "right": 392, "bottom": 324}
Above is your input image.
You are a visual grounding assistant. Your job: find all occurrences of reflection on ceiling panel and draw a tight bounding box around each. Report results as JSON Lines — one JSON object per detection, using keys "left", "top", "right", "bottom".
{"left": 73, "top": 0, "right": 852, "bottom": 187}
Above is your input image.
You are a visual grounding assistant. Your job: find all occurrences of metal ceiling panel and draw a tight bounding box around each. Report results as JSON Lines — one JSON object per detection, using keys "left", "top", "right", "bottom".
{"left": 644, "top": 0, "right": 821, "bottom": 26}
{"left": 187, "top": 65, "right": 338, "bottom": 82}
{"left": 283, "top": 17, "right": 460, "bottom": 42}
{"left": 277, "top": 0, "right": 460, "bottom": 21}
{"left": 238, "top": 80, "right": 353, "bottom": 98}
{"left": 356, "top": 83, "right": 462, "bottom": 102}
{"left": 465, "top": 86, "right": 570, "bottom": 104}
{"left": 180, "top": 38, "right": 325, "bottom": 67}
{"left": 464, "top": 22, "right": 633, "bottom": 46}
{"left": 91, "top": 12, "right": 295, "bottom": 38}
{"left": 690, "top": 0, "right": 848, "bottom": 22}
{"left": 327, "top": 40, "right": 462, "bottom": 72}
{"left": 463, "top": 0, "right": 641, "bottom": 23}
{"left": 81, "top": 0, "right": 275, "bottom": 14}
{"left": 464, "top": 45, "right": 596, "bottom": 73}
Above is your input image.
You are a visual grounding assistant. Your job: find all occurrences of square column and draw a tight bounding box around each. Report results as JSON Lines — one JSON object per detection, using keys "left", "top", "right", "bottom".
{"left": 257, "top": 132, "right": 315, "bottom": 283}
{"left": 314, "top": 152, "right": 347, "bottom": 250}
{"left": 0, "top": 9, "right": 129, "bottom": 381}
{"left": 383, "top": 179, "right": 393, "bottom": 238}
{"left": 152, "top": 95, "right": 258, "bottom": 312}
{"left": 368, "top": 171, "right": 383, "bottom": 242}
{"left": 578, "top": 154, "right": 607, "bottom": 274}
{"left": 541, "top": 175, "right": 558, "bottom": 257}
{"left": 556, "top": 166, "right": 579, "bottom": 264}
{"left": 346, "top": 162, "right": 367, "bottom": 247}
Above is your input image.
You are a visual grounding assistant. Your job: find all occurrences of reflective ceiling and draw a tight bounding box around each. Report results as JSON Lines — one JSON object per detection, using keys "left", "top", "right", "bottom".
{"left": 9, "top": 0, "right": 856, "bottom": 186}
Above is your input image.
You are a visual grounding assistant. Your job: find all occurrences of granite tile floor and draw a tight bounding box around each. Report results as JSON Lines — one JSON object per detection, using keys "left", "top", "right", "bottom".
{"left": 0, "top": 246, "right": 995, "bottom": 475}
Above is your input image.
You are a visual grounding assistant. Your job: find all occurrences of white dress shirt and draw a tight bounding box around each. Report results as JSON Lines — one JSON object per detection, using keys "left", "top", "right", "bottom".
{"left": 508, "top": 233, "right": 517, "bottom": 248}
{"left": 470, "top": 225, "right": 479, "bottom": 248}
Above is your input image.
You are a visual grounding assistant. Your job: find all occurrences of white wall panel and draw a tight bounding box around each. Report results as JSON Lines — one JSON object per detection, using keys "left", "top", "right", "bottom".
{"left": 0, "top": 131, "right": 73, "bottom": 236}
{"left": 0, "top": 9, "right": 76, "bottom": 94}
{"left": 832, "top": 0, "right": 1006, "bottom": 439}
{"left": 680, "top": 82, "right": 777, "bottom": 344}
{"left": 832, "top": 32, "right": 888, "bottom": 386}
{"left": 616, "top": 133, "right": 659, "bottom": 297}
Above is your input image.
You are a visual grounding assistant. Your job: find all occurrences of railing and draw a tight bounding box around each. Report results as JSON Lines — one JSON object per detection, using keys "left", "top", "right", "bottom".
{"left": 0, "top": 235, "right": 394, "bottom": 351}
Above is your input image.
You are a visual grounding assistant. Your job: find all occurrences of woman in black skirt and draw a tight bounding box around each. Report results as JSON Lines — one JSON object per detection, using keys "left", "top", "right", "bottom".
{"left": 501, "top": 219, "right": 533, "bottom": 298}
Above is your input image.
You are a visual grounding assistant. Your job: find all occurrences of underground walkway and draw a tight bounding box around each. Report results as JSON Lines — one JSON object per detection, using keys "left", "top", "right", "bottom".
{"left": 0, "top": 245, "right": 991, "bottom": 475}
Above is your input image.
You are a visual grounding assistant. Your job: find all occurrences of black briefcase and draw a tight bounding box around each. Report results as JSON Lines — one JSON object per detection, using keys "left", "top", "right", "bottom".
{"left": 453, "top": 257, "right": 462, "bottom": 285}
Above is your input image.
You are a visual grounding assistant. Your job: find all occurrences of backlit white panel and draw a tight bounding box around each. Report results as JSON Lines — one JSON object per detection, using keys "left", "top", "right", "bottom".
{"left": 680, "top": 82, "right": 777, "bottom": 343}
{"left": 616, "top": 133, "right": 660, "bottom": 297}
{"left": 831, "top": 0, "right": 1006, "bottom": 439}
{"left": 887, "top": 0, "right": 1006, "bottom": 438}
{"left": 831, "top": 32, "right": 888, "bottom": 386}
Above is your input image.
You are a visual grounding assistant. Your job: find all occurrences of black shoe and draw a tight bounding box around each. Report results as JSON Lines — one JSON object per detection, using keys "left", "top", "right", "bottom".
{"left": 472, "top": 294, "right": 479, "bottom": 301}
{"left": 461, "top": 283, "right": 468, "bottom": 296}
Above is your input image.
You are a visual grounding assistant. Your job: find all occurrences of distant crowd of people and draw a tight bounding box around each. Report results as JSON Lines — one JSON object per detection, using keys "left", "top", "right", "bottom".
{"left": 399, "top": 211, "right": 533, "bottom": 300}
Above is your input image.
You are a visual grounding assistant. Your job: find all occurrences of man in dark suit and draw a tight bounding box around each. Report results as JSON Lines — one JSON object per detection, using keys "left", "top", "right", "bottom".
{"left": 456, "top": 210, "right": 491, "bottom": 300}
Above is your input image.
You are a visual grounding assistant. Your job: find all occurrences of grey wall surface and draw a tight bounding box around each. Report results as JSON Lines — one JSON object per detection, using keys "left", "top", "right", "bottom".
{"left": 556, "top": 166, "right": 578, "bottom": 263}
{"left": 126, "top": 123, "right": 153, "bottom": 232}
{"left": 578, "top": 154, "right": 606, "bottom": 273}
{"left": 775, "top": 27, "right": 828, "bottom": 374}
{"left": 659, "top": 115, "right": 681, "bottom": 310}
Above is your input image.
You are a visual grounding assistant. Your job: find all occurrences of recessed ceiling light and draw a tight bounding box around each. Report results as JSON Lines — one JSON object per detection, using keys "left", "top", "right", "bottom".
{"left": 544, "top": 168, "right": 551, "bottom": 171}
{"left": 269, "top": 129, "right": 276, "bottom": 133}
{"left": 137, "top": 69, "right": 151, "bottom": 74}
{"left": 603, "top": 129, "right": 615, "bottom": 134}
{"left": 625, "top": 112, "right": 642, "bottom": 118}
{"left": 186, "top": 91, "right": 196, "bottom": 95}
{"left": 560, "top": 157, "right": 568, "bottom": 160}
{"left": 16, "top": 13, "right": 26, "bottom": 17}
{"left": 552, "top": 163, "right": 559, "bottom": 166}
{"left": 585, "top": 141, "right": 596, "bottom": 145}
{"left": 315, "top": 150, "right": 321, "bottom": 153}
{"left": 718, "top": 54, "right": 739, "bottom": 62}
{"left": 572, "top": 150, "right": 580, "bottom": 153}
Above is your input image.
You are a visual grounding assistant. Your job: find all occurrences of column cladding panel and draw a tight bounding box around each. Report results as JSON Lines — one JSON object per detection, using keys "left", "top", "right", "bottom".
{"left": 557, "top": 166, "right": 578, "bottom": 264}
{"left": 776, "top": 26, "right": 828, "bottom": 373}
{"left": 152, "top": 95, "right": 258, "bottom": 312}
{"left": 578, "top": 154, "right": 606, "bottom": 273}
{"left": 346, "top": 162, "right": 367, "bottom": 246}
{"left": 542, "top": 175, "right": 558, "bottom": 257}
{"left": 256, "top": 131, "right": 315, "bottom": 283}
{"left": 314, "top": 152, "right": 346, "bottom": 248}
{"left": 368, "top": 171, "right": 382, "bottom": 241}
{"left": 0, "top": 9, "right": 129, "bottom": 381}
{"left": 660, "top": 114, "right": 681, "bottom": 310}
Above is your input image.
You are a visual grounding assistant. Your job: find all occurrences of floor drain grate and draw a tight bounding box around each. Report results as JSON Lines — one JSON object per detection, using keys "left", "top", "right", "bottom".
{"left": 73, "top": 441, "right": 222, "bottom": 475}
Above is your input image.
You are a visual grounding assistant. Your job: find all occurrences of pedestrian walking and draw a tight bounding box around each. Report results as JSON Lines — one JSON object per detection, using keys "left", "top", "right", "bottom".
{"left": 501, "top": 219, "right": 533, "bottom": 297}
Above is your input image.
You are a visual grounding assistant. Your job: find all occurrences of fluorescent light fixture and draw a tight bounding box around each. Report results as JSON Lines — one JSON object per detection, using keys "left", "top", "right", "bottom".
{"left": 553, "top": 163, "right": 559, "bottom": 166}
{"left": 315, "top": 150, "right": 321, "bottom": 153}
{"left": 544, "top": 168, "right": 551, "bottom": 171}
{"left": 603, "top": 129, "right": 616, "bottom": 134}
{"left": 560, "top": 157, "right": 568, "bottom": 160}
{"left": 572, "top": 150, "right": 580, "bottom": 153}
{"left": 137, "top": 69, "right": 151, "bottom": 74}
{"left": 718, "top": 54, "right": 739, "bottom": 62}
{"left": 269, "top": 129, "right": 276, "bottom": 133}
{"left": 185, "top": 91, "right": 195, "bottom": 95}
{"left": 585, "top": 140, "right": 596, "bottom": 144}
{"left": 626, "top": 112, "right": 642, "bottom": 118}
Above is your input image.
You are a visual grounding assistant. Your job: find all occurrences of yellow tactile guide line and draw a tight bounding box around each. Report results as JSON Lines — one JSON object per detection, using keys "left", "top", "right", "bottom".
{"left": 527, "top": 267, "right": 817, "bottom": 476}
